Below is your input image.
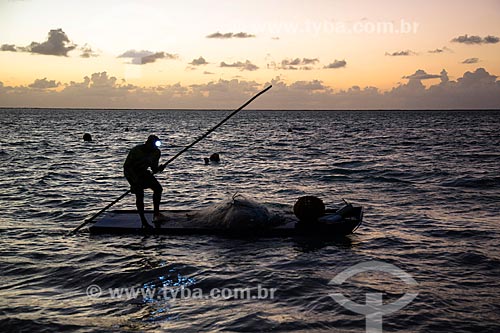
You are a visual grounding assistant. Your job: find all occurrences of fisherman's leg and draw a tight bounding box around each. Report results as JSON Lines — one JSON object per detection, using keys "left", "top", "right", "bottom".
{"left": 150, "top": 177, "right": 168, "bottom": 223}
{"left": 135, "top": 190, "right": 152, "bottom": 228}
{"left": 151, "top": 178, "right": 163, "bottom": 215}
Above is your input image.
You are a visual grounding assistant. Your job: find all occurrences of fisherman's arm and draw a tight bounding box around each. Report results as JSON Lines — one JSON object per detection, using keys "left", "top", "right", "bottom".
{"left": 151, "top": 151, "right": 164, "bottom": 174}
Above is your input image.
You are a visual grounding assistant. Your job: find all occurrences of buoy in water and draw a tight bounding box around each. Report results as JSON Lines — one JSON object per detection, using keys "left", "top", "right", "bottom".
{"left": 209, "top": 153, "right": 220, "bottom": 163}
{"left": 293, "top": 196, "right": 325, "bottom": 223}
{"left": 83, "top": 133, "right": 92, "bottom": 142}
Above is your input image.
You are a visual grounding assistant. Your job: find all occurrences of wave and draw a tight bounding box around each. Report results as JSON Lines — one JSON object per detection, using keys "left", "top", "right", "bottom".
{"left": 441, "top": 176, "right": 500, "bottom": 189}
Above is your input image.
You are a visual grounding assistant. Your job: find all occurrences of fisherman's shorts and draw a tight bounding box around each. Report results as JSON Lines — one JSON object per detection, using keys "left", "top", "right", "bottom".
{"left": 124, "top": 170, "right": 162, "bottom": 195}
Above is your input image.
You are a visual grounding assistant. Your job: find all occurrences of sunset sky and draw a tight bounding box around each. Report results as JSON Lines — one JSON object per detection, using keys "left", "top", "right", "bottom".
{"left": 1, "top": 0, "right": 499, "bottom": 109}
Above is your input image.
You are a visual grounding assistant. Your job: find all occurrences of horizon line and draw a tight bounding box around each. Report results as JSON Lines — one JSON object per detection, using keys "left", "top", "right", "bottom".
{"left": 1, "top": 107, "right": 500, "bottom": 112}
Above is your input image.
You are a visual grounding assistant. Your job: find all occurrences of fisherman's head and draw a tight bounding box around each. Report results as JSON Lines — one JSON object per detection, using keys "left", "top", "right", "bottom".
{"left": 146, "top": 134, "right": 162, "bottom": 149}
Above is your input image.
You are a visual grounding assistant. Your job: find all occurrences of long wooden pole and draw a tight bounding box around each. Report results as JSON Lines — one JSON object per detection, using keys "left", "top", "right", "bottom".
{"left": 68, "top": 85, "right": 272, "bottom": 235}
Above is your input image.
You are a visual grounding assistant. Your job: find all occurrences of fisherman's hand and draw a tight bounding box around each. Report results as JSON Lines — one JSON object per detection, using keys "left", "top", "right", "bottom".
{"left": 158, "top": 163, "right": 166, "bottom": 173}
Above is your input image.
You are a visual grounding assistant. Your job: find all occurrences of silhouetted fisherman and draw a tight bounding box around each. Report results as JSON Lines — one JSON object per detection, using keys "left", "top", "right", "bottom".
{"left": 124, "top": 135, "right": 167, "bottom": 228}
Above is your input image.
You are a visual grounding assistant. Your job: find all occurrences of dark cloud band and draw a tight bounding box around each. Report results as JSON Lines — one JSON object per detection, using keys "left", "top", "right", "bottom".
{"left": 118, "top": 50, "right": 177, "bottom": 65}
{"left": 206, "top": 32, "right": 255, "bottom": 39}
{"left": 220, "top": 60, "right": 258, "bottom": 71}
{"left": 324, "top": 60, "right": 347, "bottom": 69}
{"left": 0, "top": 29, "right": 76, "bottom": 56}
{"left": 2, "top": 68, "right": 499, "bottom": 109}
{"left": 451, "top": 34, "right": 499, "bottom": 45}
{"left": 189, "top": 56, "right": 208, "bottom": 66}
{"left": 385, "top": 50, "right": 416, "bottom": 56}
{"left": 462, "top": 58, "right": 479, "bottom": 64}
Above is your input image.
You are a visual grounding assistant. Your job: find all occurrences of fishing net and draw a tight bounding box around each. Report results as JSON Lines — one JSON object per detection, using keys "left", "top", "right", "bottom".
{"left": 190, "top": 194, "right": 278, "bottom": 229}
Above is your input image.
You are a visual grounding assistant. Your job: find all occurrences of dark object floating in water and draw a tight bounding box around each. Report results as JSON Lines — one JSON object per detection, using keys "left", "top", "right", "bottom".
{"left": 204, "top": 153, "right": 220, "bottom": 165}
{"left": 88, "top": 196, "right": 363, "bottom": 237}
{"left": 83, "top": 133, "right": 92, "bottom": 142}
{"left": 294, "top": 196, "right": 325, "bottom": 223}
{"left": 210, "top": 153, "right": 220, "bottom": 162}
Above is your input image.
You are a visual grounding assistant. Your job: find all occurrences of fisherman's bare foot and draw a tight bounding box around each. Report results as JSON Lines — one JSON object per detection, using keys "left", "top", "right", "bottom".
{"left": 141, "top": 221, "right": 154, "bottom": 229}
{"left": 153, "top": 212, "right": 169, "bottom": 224}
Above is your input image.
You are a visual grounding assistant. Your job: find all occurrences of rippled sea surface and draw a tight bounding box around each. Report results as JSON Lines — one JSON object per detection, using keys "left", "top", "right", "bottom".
{"left": 0, "top": 109, "right": 499, "bottom": 332}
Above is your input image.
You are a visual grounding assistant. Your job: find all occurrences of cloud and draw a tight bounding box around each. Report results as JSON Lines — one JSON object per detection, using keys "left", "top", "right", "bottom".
{"left": 220, "top": 60, "right": 258, "bottom": 71}
{"left": 206, "top": 32, "right": 232, "bottom": 39}
{"left": 85, "top": 72, "right": 118, "bottom": 88}
{"left": 118, "top": 50, "right": 151, "bottom": 58}
{"left": 271, "top": 37, "right": 280, "bottom": 40}
{"left": 2, "top": 68, "right": 499, "bottom": 110}
{"left": 27, "top": 29, "right": 76, "bottom": 56}
{"left": 462, "top": 58, "right": 479, "bottom": 64}
{"left": 141, "top": 52, "right": 174, "bottom": 64}
{"left": 403, "top": 69, "right": 443, "bottom": 80}
{"left": 386, "top": 68, "right": 500, "bottom": 108}
{"left": 484, "top": 35, "right": 500, "bottom": 44}
{"left": 233, "top": 32, "right": 255, "bottom": 38}
{"left": 440, "top": 69, "right": 450, "bottom": 83}
{"left": 268, "top": 58, "right": 320, "bottom": 70}
{"left": 79, "top": 44, "right": 98, "bottom": 58}
{"left": 0, "top": 29, "right": 101, "bottom": 58}
{"left": 282, "top": 58, "right": 301, "bottom": 66}
{"left": 428, "top": 46, "right": 452, "bottom": 54}
{"left": 281, "top": 58, "right": 319, "bottom": 66}
{"left": 1, "top": 44, "right": 17, "bottom": 52}
{"left": 457, "top": 67, "right": 497, "bottom": 84}
{"left": 452, "top": 34, "right": 482, "bottom": 44}
{"left": 385, "top": 50, "right": 416, "bottom": 56}
{"left": 451, "top": 34, "right": 500, "bottom": 45}
{"left": 302, "top": 58, "right": 319, "bottom": 65}
{"left": 28, "top": 78, "right": 60, "bottom": 89}
{"left": 189, "top": 56, "right": 208, "bottom": 66}
{"left": 290, "top": 80, "right": 326, "bottom": 91}
{"left": 203, "top": 71, "right": 214, "bottom": 75}
{"left": 206, "top": 32, "right": 255, "bottom": 39}
{"left": 118, "top": 49, "right": 177, "bottom": 64}
{"left": 324, "top": 59, "right": 347, "bottom": 69}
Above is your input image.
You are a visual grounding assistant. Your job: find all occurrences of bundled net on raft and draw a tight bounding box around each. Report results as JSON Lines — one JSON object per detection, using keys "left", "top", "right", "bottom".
{"left": 189, "top": 194, "right": 276, "bottom": 229}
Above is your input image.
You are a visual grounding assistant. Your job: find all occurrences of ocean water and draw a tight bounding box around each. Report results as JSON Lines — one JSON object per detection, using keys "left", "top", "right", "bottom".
{"left": 0, "top": 109, "right": 499, "bottom": 332}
